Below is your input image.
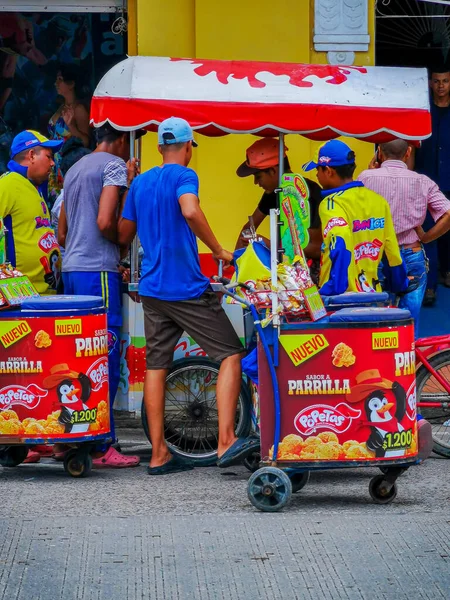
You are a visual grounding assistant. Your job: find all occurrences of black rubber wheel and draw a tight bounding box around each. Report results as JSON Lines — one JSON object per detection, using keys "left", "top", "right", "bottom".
{"left": 289, "top": 471, "right": 310, "bottom": 493}
{"left": 416, "top": 350, "right": 450, "bottom": 458}
{"left": 247, "top": 467, "right": 292, "bottom": 512}
{"left": 0, "top": 445, "right": 28, "bottom": 467}
{"left": 243, "top": 450, "right": 261, "bottom": 473}
{"left": 141, "top": 358, "right": 252, "bottom": 466}
{"left": 369, "top": 474, "right": 398, "bottom": 505}
{"left": 63, "top": 449, "right": 92, "bottom": 478}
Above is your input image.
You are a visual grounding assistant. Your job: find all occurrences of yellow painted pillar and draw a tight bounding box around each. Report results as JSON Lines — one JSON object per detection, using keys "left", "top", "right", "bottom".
{"left": 128, "top": 0, "right": 377, "bottom": 250}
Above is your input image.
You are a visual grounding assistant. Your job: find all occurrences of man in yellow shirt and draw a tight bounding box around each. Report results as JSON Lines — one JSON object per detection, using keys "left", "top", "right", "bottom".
{"left": 0, "top": 130, "right": 63, "bottom": 294}
{"left": 303, "top": 140, "right": 408, "bottom": 296}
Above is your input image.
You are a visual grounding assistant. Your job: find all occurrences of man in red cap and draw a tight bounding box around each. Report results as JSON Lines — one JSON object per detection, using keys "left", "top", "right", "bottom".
{"left": 235, "top": 138, "right": 323, "bottom": 272}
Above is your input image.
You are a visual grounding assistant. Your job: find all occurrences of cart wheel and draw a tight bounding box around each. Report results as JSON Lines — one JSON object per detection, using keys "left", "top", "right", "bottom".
{"left": 0, "top": 445, "right": 28, "bottom": 467}
{"left": 369, "top": 474, "right": 397, "bottom": 505}
{"left": 247, "top": 467, "right": 292, "bottom": 512}
{"left": 243, "top": 450, "right": 261, "bottom": 473}
{"left": 63, "top": 450, "right": 92, "bottom": 478}
{"left": 289, "top": 471, "right": 310, "bottom": 493}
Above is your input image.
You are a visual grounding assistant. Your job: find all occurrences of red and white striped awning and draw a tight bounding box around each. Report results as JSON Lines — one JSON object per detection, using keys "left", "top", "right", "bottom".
{"left": 90, "top": 56, "right": 431, "bottom": 142}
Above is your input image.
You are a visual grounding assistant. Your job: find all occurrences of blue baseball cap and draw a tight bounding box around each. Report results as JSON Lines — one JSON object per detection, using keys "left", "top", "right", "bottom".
{"left": 10, "top": 130, "right": 63, "bottom": 159}
{"left": 158, "top": 117, "right": 198, "bottom": 147}
{"left": 302, "top": 140, "right": 355, "bottom": 172}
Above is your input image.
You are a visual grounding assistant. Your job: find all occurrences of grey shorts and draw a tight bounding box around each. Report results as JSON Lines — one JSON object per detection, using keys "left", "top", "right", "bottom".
{"left": 141, "top": 288, "right": 244, "bottom": 369}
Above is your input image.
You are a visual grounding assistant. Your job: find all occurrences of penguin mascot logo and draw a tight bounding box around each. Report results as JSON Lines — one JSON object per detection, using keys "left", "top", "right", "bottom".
{"left": 346, "top": 369, "right": 407, "bottom": 458}
{"left": 43, "top": 363, "right": 92, "bottom": 434}
{"left": 355, "top": 270, "right": 379, "bottom": 294}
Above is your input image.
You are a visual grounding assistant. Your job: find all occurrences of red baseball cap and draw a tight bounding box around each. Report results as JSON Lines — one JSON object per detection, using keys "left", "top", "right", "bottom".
{"left": 236, "top": 138, "right": 288, "bottom": 177}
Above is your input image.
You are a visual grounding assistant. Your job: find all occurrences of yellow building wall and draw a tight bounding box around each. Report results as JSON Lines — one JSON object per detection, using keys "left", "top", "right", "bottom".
{"left": 131, "top": 0, "right": 376, "bottom": 251}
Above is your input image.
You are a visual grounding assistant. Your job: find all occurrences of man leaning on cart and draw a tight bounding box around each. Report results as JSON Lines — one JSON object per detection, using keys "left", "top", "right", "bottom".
{"left": 302, "top": 139, "right": 409, "bottom": 298}
{"left": 118, "top": 117, "right": 260, "bottom": 475}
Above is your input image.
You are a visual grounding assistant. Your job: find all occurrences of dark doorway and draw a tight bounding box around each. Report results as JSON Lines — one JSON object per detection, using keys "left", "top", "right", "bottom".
{"left": 376, "top": 0, "right": 450, "bottom": 68}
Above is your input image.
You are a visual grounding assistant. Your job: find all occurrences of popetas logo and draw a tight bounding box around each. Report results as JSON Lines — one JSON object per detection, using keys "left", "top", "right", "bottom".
{"left": 38, "top": 231, "right": 59, "bottom": 252}
{"left": 86, "top": 356, "right": 109, "bottom": 392}
{"left": 0, "top": 384, "right": 48, "bottom": 410}
{"left": 354, "top": 239, "right": 383, "bottom": 263}
{"left": 323, "top": 217, "right": 347, "bottom": 238}
{"left": 294, "top": 403, "right": 361, "bottom": 436}
{"left": 405, "top": 381, "right": 417, "bottom": 422}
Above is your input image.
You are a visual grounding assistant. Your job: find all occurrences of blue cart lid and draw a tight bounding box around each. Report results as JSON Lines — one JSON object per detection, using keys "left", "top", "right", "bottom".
{"left": 20, "top": 295, "right": 104, "bottom": 311}
{"left": 329, "top": 307, "right": 411, "bottom": 323}
{"left": 323, "top": 292, "right": 389, "bottom": 306}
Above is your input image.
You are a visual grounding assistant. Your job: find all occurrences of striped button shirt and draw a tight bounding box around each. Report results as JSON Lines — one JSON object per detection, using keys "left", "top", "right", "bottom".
{"left": 358, "top": 160, "right": 450, "bottom": 245}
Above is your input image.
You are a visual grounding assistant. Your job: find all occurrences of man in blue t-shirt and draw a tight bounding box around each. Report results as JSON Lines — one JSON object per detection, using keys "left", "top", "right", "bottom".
{"left": 119, "top": 117, "right": 259, "bottom": 475}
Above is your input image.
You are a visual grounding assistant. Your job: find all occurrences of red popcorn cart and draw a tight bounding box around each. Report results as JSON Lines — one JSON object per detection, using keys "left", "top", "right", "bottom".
{"left": 0, "top": 295, "right": 111, "bottom": 477}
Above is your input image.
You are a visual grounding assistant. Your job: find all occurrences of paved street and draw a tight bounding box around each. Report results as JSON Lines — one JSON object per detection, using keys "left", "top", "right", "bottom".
{"left": 1, "top": 434, "right": 449, "bottom": 600}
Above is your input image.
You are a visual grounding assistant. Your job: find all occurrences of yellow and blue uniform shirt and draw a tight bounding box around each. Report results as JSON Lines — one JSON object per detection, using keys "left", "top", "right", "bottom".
{"left": 0, "top": 161, "right": 61, "bottom": 294}
{"left": 319, "top": 181, "right": 407, "bottom": 296}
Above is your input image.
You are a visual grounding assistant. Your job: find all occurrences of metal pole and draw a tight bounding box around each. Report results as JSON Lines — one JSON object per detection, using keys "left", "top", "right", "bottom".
{"left": 129, "top": 131, "right": 139, "bottom": 288}
{"left": 270, "top": 133, "right": 284, "bottom": 336}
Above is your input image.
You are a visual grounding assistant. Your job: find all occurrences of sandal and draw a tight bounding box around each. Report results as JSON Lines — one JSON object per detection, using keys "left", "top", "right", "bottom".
{"left": 147, "top": 455, "right": 194, "bottom": 475}
{"left": 23, "top": 450, "right": 41, "bottom": 464}
{"left": 217, "top": 437, "right": 260, "bottom": 468}
{"left": 92, "top": 446, "right": 140, "bottom": 469}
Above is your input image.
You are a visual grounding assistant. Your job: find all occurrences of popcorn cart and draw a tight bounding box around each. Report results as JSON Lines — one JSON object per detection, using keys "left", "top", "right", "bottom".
{"left": 90, "top": 56, "right": 433, "bottom": 493}
{"left": 0, "top": 294, "right": 112, "bottom": 477}
{"left": 0, "top": 217, "right": 112, "bottom": 477}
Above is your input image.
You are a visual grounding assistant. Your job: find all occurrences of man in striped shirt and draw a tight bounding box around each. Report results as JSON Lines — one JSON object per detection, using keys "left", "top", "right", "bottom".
{"left": 358, "top": 139, "right": 450, "bottom": 336}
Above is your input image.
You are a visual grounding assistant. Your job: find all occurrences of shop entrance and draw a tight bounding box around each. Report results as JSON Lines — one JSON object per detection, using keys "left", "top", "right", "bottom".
{"left": 0, "top": 4, "right": 127, "bottom": 172}
{"left": 376, "top": 0, "right": 450, "bottom": 68}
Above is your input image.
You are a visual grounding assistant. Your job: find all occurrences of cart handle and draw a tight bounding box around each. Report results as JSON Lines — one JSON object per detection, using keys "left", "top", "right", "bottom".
{"left": 212, "top": 276, "right": 253, "bottom": 307}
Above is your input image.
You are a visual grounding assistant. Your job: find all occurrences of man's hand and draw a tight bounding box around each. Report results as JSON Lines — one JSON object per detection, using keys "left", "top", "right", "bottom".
{"left": 126, "top": 158, "right": 140, "bottom": 187}
{"left": 415, "top": 225, "right": 425, "bottom": 241}
{"left": 212, "top": 248, "right": 233, "bottom": 267}
{"left": 368, "top": 153, "right": 380, "bottom": 170}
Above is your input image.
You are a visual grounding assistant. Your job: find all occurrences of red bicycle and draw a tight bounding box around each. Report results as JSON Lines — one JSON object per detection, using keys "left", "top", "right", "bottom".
{"left": 416, "top": 334, "right": 450, "bottom": 458}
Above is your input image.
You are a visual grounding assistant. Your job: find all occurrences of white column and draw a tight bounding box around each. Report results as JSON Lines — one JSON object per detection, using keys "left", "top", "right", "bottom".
{"left": 314, "top": 0, "right": 370, "bottom": 65}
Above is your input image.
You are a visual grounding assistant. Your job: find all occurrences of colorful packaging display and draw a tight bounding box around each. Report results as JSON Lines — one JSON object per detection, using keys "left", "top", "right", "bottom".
{"left": 0, "top": 314, "right": 110, "bottom": 440}
{"left": 259, "top": 322, "right": 417, "bottom": 463}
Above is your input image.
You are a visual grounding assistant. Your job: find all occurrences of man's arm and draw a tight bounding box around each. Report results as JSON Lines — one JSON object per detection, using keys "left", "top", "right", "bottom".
{"left": 97, "top": 186, "right": 124, "bottom": 243}
{"left": 235, "top": 208, "right": 266, "bottom": 249}
{"left": 416, "top": 210, "right": 450, "bottom": 244}
{"left": 179, "top": 194, "right": 233, "bottom": 265}
{"left": 304, "top": 227, "right": 322, "bottom": 261}
{"left": 118, "top": 218, "right": 137, "bottom": 247}
{"left": 57, "top": 202, "right": 67, "bottom": 248}
{"left": 415, "top": 181, "right": 450, "bottom": 243}
{"left": 97, "top": 158, "right": 138, "bottom": 244}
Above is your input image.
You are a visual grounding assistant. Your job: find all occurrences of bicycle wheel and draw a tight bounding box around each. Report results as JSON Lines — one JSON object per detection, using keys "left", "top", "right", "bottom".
{"left": 141, "top": 358, "right": 252, "bottom": 466}
{"left": 416, "top": 350, "right": 450, "bottom": 458}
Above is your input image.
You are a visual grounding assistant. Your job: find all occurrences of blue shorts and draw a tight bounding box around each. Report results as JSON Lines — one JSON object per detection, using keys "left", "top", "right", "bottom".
{"left": 62, "top": 271, "right": 122, "bottom": 327}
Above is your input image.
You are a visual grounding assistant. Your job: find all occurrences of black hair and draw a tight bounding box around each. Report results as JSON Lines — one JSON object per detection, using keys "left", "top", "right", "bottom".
{"left": 12, "top": 146, "right": 43, "bottom": 163}
{"left": 59, "top": 137, "right": 91, "bottom": 177}
{"left": 429, "top": 65, "right": 450, "bottom": 78}
{"left": 57, "top": 63, "right": 90, "bottom": 102}
{"left": 333, "top": 163, "right": 356, "bottom": 179}
{"left": 95, "top": 123, "right": 127, "bottom": 144}
{"left": 318, "top": 150, "right": 356, "bottom": 179}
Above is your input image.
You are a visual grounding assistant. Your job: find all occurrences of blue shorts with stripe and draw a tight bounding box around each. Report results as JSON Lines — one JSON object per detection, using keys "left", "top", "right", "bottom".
{"left": 62, "top": 271, "right": 122, "bottom": 327}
